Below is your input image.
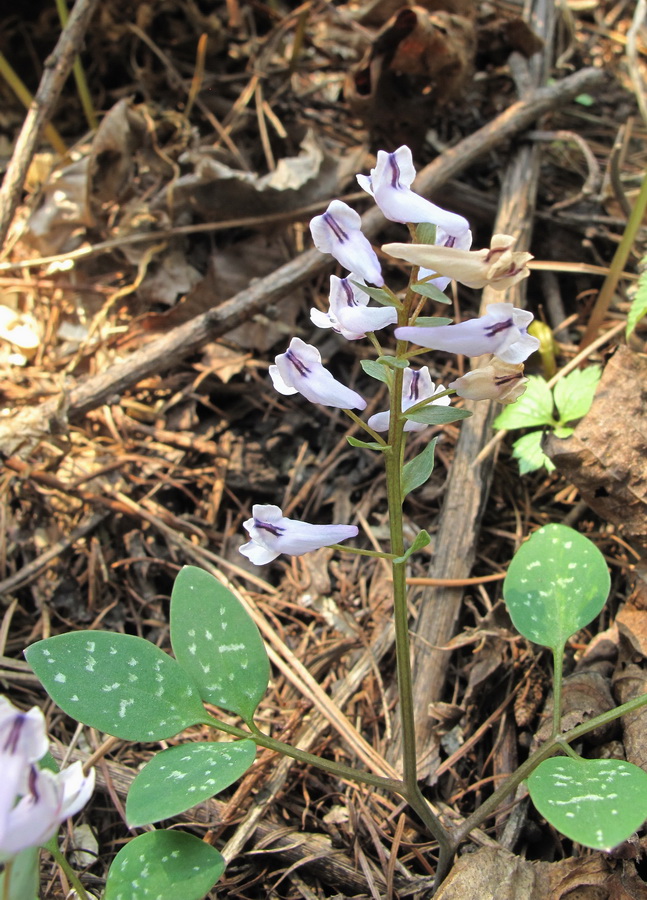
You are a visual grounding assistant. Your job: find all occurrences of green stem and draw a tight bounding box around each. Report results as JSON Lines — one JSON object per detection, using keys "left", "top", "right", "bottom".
{"left": 551, "top": 644, "right": 564, "bottom": 738}
{"left": 201, "top": 716, "right": 404, "bottom": 794}
{"left": 2, "top": 860, "right": 12, "bottom": 900}
{"left": 48, "top": 845, "right": 91, "bottom": 900}
{"left": 452, "top": 690, "right": 647, "bottom": 846}
{"left": 344, "top": 409, "right": 387, "bottom": 445}
{"left": 581, "top": 165, "right": 647, "bottom": 348}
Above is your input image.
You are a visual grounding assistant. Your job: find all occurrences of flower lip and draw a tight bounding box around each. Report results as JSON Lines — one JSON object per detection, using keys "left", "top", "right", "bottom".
{"left": 310, "top": 200, "right": 384, "bottom": 286}
{"left": 310, "top": 274, "right": 397, "bottom": 341}
{"left": 270, "top": 337, "right": 367, "bottom": 409}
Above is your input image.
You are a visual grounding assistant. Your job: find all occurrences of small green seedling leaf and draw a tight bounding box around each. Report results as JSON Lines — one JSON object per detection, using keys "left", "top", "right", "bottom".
{"left": 405, "top": 406, "right": 471, "bottom": 425}
{"left": 104, "top": 830, "right": 225, "bottom": 900}
{"left": 393, "top": 529, "right": 431, "bottom": 564}
{"left": 171, "top": 567, "right": 269, "bottom": 723}
{"left": 626, "top": 265, "right": 647, "bottom": 338}
{"left": 415, "top": 223, "right": 437, "bottom": 244}
{"left": 402, "top": 438, "right": 438, "bottom": 499}
{"left": 25, "top": 633, "right": 206, "bottom": 741}
{"left": 351, "top": 282, "right": 400, "bottom": 308}
{"left": 346, "top": 435, "right": 387, "bottom": 451}
{"left": 553, "top": 366, "right": 601, "bottom": 424}
{"left": 412, "top": 316, "right": 453, "bottom": 326}
{"left": 126, "top": 740, "right": 256, "bottom": 827}
{"left": 360, "top": 359, "right": 390, "bottom": 384}
{"left": 528, "top": 757, "right": 647, "bottom": 850}
{"left": 503, "top": 523, "right": 610, "bottom": 649}
{"left": 494, "top": 375, "right": 555, "bottom": 430}
{"left": 511, "top": 431, "right": 555, "bottom": 474}
{"left": 411, "top": 282, "right": 451, "bottom": 304}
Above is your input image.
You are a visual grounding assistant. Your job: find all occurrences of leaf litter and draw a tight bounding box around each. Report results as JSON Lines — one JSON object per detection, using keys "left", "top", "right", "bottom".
{"left": 0, "top": 0, "right": 646, "bottom": 897}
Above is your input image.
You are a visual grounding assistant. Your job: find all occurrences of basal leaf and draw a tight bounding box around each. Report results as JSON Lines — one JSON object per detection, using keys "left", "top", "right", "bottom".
{"left": 126, "top": 740, "right": 256, "bottom": 827}
{"left": 104, "top": 830, "right": 225, "bottom": 900}
{"left": 25, "top": 633, "right": 206, "bottom": 741}
{"left": 511, "top": 431, "right": 555, "bottom": 474}
{"left": 411, "top": 282, "right": 451, "bottom": 304}
{"left": 405, "top": 406, "right": 472, "bottom": 425}
{"left": 402, "top": 438, "right": 438, "bottom": 498}
{"left": 493, "top": 376, "right": 555, "bottom": 430}
{"left": 528, "top": 757, "right": 647, "bottom": 850}
{"left": 503, "top": 523, "right": 610, "bottom": 649}
{"left": 360, "top": 359, "right": 389, "bottom": 384}
{"left": 170, "top": 567, "right": 269, "bottom": 724}
{"left": 553, "top": 366, "right": 601, "bottom": 424}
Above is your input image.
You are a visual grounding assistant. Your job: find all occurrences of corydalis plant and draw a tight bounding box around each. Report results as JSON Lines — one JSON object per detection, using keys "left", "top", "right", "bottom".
{"left": 25, "top": 145, "right": 647, "bottom": 899}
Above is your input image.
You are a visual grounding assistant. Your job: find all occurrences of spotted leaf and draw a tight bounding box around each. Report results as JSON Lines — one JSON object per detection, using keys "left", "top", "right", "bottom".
{"left": 170, "top": 566, "right": 269, "bottom": 723}
{"left": 104, "top": 830, "right": 225, "bottom": 900}
{"left": 528, "top": 757, "right": 647, "bottom": 850}
{"left": 126, "top": 739, "right": 256, "bottom": 826}
{"left": 25, "top": 632, "right": 207, "bottom": 741}
{"left": 503, "top": 524, "right": 610, "bottom": 650}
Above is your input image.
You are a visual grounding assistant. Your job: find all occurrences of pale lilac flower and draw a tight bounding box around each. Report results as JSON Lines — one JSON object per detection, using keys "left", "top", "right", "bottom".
{"left": 310, "top": 200, "right": 384, "bottom": 286}
{"left": 270, "top": 337, "right": 366, "bottom": 410}
{"left": 383, "top": 233, "right": 533, "bottom": 291}
{"left": 0, "top": 697, "right": 94, "bottom": 861}
{"left": 310, "top": 274, "right": 397, "bottom": 341}
{"left": 357, "top": 146, "right": 469, "bottom": 234}
{"left": 240, "top": 504, "right": 358, "bottom": 565}
{"left": 449, "top": 358, "right": 528, "bottom": 404}
{"left": 419, "top": 227, "right": 473, "bottom": 292}
{"left": 395, "top": 303, "right": 540, "bottom": 364}
{"left": 0, "top": 762, "right": 95, "bottom": 860}
{"left": 367, "top": 367, "right": 450, "bottom": 433}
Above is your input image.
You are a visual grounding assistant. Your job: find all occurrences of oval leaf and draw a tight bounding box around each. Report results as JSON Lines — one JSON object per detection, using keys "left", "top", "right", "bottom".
{"left": 170, "top": 567, "right": 269, "bottom": 723}
{"left": 528, "top": 757, "right": 647, "bottom": 851}
{"left": 126, "top": 740, "right": 256, "bottom": 827}
{"left": 402, "top": 438, "right": 438, "bottom": 499}
{"left": 405, "top": 406, "right": 471, "bottom": 425}
{"left": 104, "top": 830, "right": 225, "bottom": 900}
{"left": 503, "top": 524, "right": 610, "bottom": 649}
{"left": 25, "top": 633, "right": 206, "bottom": 741}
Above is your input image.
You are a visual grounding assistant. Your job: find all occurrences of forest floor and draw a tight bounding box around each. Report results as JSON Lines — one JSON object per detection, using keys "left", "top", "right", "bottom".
{"left": 0, "top": 0, "right": 646, "bottom": 897}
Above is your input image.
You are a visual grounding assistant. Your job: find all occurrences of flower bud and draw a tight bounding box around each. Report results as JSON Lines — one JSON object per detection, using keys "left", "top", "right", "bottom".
{"left": 449, "top": 359, "right": 528, "bottom": 404}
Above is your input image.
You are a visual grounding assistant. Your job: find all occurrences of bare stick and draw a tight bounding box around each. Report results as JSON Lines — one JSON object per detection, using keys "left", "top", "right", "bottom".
{"left": 0, "top": 0, "right": 101, "bottom": 251}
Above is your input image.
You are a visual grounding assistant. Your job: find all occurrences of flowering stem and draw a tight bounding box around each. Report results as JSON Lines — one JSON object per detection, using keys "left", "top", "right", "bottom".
{"left": 330, "top": 544, "right": 398, "bottom": 560}
{"left": 2, "top": 860, "right": 12, "bottom": 900}
{"left": 48, "top": 844, "right": 92, "bottom": 900}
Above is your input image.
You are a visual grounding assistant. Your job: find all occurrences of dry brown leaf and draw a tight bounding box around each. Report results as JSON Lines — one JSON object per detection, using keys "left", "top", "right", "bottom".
{"left": 613, "top": 664, "right": 647, "bottom": 771}
{"left": 616, "top": 604, "right": 647, "bottom": 659}
{"left": 534, "top": 671, "right": 616, "bottom": 747}
{"left": 437, "top": 847, "right": 647, "bottom": 900}
{"left": 544, "top": 347, "right": 647, "bottom": 548}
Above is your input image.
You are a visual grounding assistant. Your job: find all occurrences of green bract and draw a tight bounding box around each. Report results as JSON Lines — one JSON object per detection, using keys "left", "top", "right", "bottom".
{"left": 170, "top": 566, "right": 269, "bottom": 724}
{"left": 25, "top": 632, "right": 206, "bottom": 741}
{"left": 528, "top": 757, "right": 647, "bottom": 850}
{"left": 104, "top": 831, "right": 225, "bottom": 900}
{"left": 127, "top": 740, "right": 256, "bottom": 826}
{"left": 503, "top": 524, "right": 610, "bottom": 650}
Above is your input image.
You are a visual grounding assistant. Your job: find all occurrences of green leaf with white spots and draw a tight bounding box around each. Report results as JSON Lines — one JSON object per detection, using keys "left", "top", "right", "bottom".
{"left": 104, "top": 830, "right": 225, "bottom": 900}
{"left": 126, "top": 740, "right": 256, "bottom": 826}
{"left": 528, "top": 757, "right": 647, "bottom": 851}
{"left": 170, "top": 567, "right": 269, "bottom": 724}
{"left": 25, "top": 633, "right": 206, "bottom": 741}
{"left": 503, "top": 524, "right": 610, "bottom": 650}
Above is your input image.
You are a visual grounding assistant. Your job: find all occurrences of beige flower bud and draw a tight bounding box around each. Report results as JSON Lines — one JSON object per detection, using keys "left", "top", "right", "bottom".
{"left": 382, "top": 233, "right": 533, "bottom": 291}
{"left": 449, "top": 358, "right": 528, "bottom": 404}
